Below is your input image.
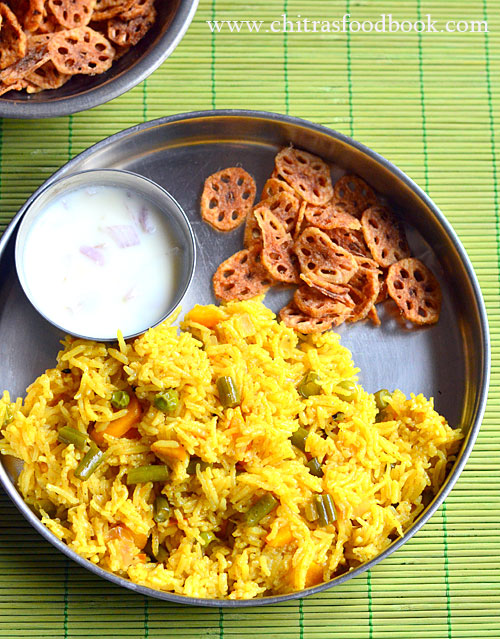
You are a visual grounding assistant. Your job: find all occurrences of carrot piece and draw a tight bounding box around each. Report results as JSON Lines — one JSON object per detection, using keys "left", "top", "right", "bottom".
{"left": 151, "top": 440, "right": 188, "bottom": 463}
{"left": 305, "top": 561, "right": 324, "bottom": 587}
{"left": 266, "top": 524, "right": 294, "bottom": 547}
{"left": 91, "top": 394, "right": 142, "bottom": 446}
{"left": 185, "top": 305, "right": 225, "bottom": 329}
{"left": 108, "top": 524, "right": 148, "bottom": 549}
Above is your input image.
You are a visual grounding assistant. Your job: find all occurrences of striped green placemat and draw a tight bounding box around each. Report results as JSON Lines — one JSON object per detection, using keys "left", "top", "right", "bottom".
{"left": 1, "top": 1, "right": 499, "bottom": 637}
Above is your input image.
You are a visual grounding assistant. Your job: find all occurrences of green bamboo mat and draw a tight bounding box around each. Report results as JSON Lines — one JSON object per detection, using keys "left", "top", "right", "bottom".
{"left": 1, "top": 0, "right": 499, "bottom": 637}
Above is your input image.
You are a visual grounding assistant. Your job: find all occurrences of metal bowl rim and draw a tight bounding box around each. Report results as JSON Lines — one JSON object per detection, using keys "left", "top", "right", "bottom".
{"left": 14, "top": 167, "right": 197, "bottom": 341}
{"left": 0, "top": 109, "right": 490, "bottom": 607}
{"left": 0, "top": 0, "right": 199, "bottom": 119}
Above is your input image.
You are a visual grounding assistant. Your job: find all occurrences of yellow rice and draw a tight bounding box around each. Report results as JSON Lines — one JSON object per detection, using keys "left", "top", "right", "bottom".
{"left": 0, "top": 299, "right": 462, "bottom": 599}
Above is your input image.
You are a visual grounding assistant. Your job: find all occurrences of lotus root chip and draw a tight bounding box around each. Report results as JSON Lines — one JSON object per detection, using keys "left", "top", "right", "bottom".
{"left": 275, "top": 146, "right": 333, "bottom": 205}
{"left": 347, "top": 268, "right": 381, "bottom": 323}
{"left": 243, "top": 210, "right": 262, "bottom": 249}
{"left": 294, "top": 227, "right": 358, "bottom": 293}
{"left": 244, "top": 191, "right": 300, "bottom": 251}
{"left": 376, "top": 271, "right": 389, "bottom": 304}
{"left": 299, "top": 273, "right": 354, "bottom": 304}
{"left": 333, "top": 175, "right": 377, "bottom": 218}
{"left": 353, "top": 254, "right": 380, "bottom": 272}
{"left": 48, "top": 0, "right": 96, "bottom": 29}
{"left": 0, "top": 39, "right": 50, "bottom": 85}
{"left": 24, "top": 0, "right": 45, "bottom": 32}
{"left": 212, "top": 248, "right": 273, "bottom": 302}
{"left": 261, "top": 176, "right": 296, "bottom": 200}
{"left": 26, "top": 60, "right": 71, "bottom": 89}
{"left": 92, "top": 0, "right": 134, "bottom": 20}
{"left": 107, "top": 5, "right": 156, "bottom": 47}
{"left": 0, "top": 3, "right": 27, "bottom": 70}
{"left": 361, "top": 205, "right": 411, "bottom": 268}
{"left": 293, "top": 200, "right": 307, "bottom": 239}
{"left": 119, "top": 0, "right": 155, "bottom": 21}
{"left": 279, "top": 302, "right": 334, "bottom": 334}
{"left": 48, "top": 26, "right": 115, "bottom": 75}
{"left": 254, "top": 206, "right": 300, "bottom": 284}
{"left": 386, "top": 258, "right": 441, "bottom": 325}
{"left": 201, "top": 167, "right": 256, "bottom": 232}
{"left": 327, "top": 227, "right": 372, "bottom": 258}
{"left": 304, "top": 202, "right": 361, "bottom": 231}
{"left": 0, "top": 80, "right": 27, "bottom": 95}
{"left": 294, "top": 285, "right": 352, "bottom": 319}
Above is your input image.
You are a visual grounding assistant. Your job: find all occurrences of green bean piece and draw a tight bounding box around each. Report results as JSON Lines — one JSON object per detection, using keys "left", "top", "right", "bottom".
{"left": 58, "top": 426, "right": 89, "bottom": 451}
{"left": 338, "top": 380, "right": 357, "bottom": 402}
{"left": 307, "top": 457, "right": 324, "bottom": 478}
{"left": 290, "top": 426, "right": 309, "bottom": 452}
{"left": 111, "top": 390, "right": 130, "bottom": 410}
{"left": 374, "top": 389, "right": 391, "bottom": 411}
{"left": 245, "top": 493, "right": 278, "bottom": 526}
{"left": 304, "top": 501, "right": 319, "bottom": 522}
{"left": 154, "top": 389, "right": 179, "bottom": 413}
{"left": 74, "top": 443, "right": 104, "bottom": 480}
{"left": 314, "top": 494, "right": 337, "bottom": 527}
{"left": 126, "top": 465, "right": 170, "bottom": 485}
{"left": 153, "top": 495, "right": 171, "bottom": 523}
{"left": 200, "top": 531, "right": 217, "bottom": 548}
{"left": 298, "top": 371, "right": 322, "bottom": 398}
{"left": 216, "top": 376, "right": 241, "bottom": 408}
{"left": 186, "top": 456, "right": 211, "bottom": 474}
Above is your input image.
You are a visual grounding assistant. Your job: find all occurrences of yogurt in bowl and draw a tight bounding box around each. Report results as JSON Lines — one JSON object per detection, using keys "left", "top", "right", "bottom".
{"left": 15, "top": 170, "right": 196, "bottom": 341}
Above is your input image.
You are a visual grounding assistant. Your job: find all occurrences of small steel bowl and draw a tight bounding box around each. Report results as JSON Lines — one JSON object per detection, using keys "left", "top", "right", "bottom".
{"left": 0, "top": 0, "right": 198, "bottom": 119}
{"left": 15, "top": 168, "right": 196, "bottom": 341}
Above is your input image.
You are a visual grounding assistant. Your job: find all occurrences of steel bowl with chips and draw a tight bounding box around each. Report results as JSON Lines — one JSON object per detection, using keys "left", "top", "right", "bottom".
{"left": 0, "top": 0, "right": 198, "bottom": 118}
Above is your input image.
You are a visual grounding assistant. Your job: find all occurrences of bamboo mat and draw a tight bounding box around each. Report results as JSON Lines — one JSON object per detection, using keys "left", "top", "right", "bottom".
{"left": 1, "top": 0, "right": 499, "bottom": 637}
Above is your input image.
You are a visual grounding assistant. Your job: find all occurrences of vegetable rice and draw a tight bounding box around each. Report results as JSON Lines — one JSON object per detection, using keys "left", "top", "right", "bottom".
{"left": 0, "top": 299, "right": 462, "bottom": 599}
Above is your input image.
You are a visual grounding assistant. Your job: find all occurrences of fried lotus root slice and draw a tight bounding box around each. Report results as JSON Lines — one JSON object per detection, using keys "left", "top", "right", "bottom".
{"left": 295, "top": 227, "right": 358, "bottom": 292}
{"left": 0, "top": 3, "right": 27, "bottom": 70}
{"left": 327, "top": 227, "right": 372, "bottom": 258}
{"left": 48, "top": 0, "right": 96, "bottom": 28}
{"left": 387, "top": 258, "right": 442, "bottom": 325}
{"left": 212, "top": 248, "right": 273, "bottom": 302}
{"left": 333, "top": 175, "right": 377, "bottom": 218}
{"left": 294, "top": 285, "right": 352, "bottom": 319}
{"left": 279, "top": 302, "right": 335, "bottom": 334}
{"left": 244, "top": 190, "right": 300, "bottom": 248}
{"left": 201, "top": 167, "right": 256, "bottom": 232}
{"left": 0, "top": 37, "right": 50, "bottom": 85}
{"left": 361, "top": 205, "right": 410, "bottom": 268}
{"left": 261, "top": 176, "right": 297, "bottom": 201}
{"left": 26, "top": 60, "right": 71, "bottom": 89}
{"left": 92, "top": 0, "right": 134, "bottom": 20}
{"left": 48, "top": 26, "right": 115, "bottom": 75}
{"left": 24, "top": 0, "right": 45, "bottom": 32}
{"left": 347, "top": 268, "right": 381, "bottom": 323}
{"left": 120, "top": 0, "right": 155, "bottom": 21}
{"left": 304, "top": 202, "right": 361, "bottom": 231}
{"left": 107, "top": 5, "right": 156, "bottom": 47}
{"left": 254, "top": 206, "right": 300, "bottom": 284}
{"left": 275, "top": 147, "right": 333, "bottom": 205}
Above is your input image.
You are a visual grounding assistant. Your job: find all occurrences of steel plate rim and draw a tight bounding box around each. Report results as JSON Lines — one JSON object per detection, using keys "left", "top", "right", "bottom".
{"left": 0, "top": 109, "right": 490, "bottom": 607}
{"left": 0, "top": 0, "right": 199, "bottom": 119}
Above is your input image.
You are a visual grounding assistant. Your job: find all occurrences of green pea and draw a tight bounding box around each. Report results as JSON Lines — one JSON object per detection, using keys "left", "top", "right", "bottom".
{"left": 154, "top": 389, "right": 179, "bottom": 413}
{"left": 374, "top": 389, "right": 391, "bottom": 411}
{"left": 111, "top": 390, "right": 130, "bottom": 410}
{"left": 338, "top": 380, "right": 357, "bottom": 402}
{"left": 298, "top": 371, "right": 322, "bottom": 398}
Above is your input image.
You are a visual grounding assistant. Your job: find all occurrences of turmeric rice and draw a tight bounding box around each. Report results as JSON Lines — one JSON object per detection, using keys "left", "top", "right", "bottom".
{"left": 0, "top": 299, "right": 462, "bottom": 599}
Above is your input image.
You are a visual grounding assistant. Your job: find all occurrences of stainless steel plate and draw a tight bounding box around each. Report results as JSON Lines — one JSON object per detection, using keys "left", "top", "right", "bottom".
{"left": 0, "top": 110, "right": 490, "bottom": 607}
